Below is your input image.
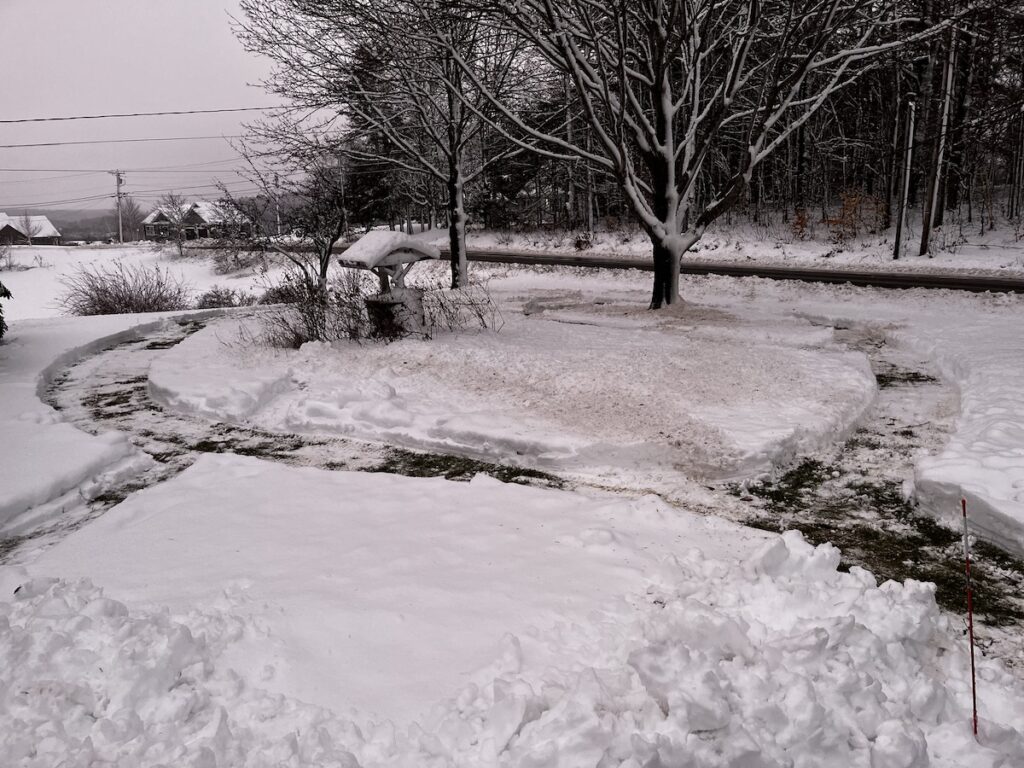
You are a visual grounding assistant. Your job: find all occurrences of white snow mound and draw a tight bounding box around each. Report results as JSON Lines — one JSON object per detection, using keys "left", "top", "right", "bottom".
{"left": 149, "top": 311, "right": 876, "bottom": 482}
{"left": 3, "top": 533, "right": 1021, "bottom": 767}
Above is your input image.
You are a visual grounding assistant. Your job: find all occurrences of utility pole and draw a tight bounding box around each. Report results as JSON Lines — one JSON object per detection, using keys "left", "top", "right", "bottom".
{"left": 274, "top": 173, "right": 282, "bottom": 237}
{"left": 111, "top": 170, "right": 125, "bottom": 243}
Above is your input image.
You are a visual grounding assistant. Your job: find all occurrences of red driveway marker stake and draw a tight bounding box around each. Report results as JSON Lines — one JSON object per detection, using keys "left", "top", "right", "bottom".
{"left": 962, "top": 497, "right": 978, "bottom": 738}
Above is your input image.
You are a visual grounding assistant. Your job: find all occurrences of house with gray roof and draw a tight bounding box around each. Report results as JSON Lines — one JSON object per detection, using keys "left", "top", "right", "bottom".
{"left": 143, "top": 201, "right": 250, "bottom": 241}
{"left": 0, "top": 212, "right": 62, "bottom": 245}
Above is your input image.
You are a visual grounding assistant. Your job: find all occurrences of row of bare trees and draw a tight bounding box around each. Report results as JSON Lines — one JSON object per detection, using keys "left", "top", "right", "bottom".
{"left": 233, "top": 0, "right": 1021, "bottom": 307}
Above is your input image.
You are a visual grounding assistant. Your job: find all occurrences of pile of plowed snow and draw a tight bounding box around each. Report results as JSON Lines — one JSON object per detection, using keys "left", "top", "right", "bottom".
{"left": 3, "top": 533, "right": 1019, "bottom": 767}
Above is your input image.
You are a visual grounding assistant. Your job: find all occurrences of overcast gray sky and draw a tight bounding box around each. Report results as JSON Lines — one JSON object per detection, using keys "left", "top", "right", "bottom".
{"left": 0, "top": 0, "right": 279, "bottom": 213}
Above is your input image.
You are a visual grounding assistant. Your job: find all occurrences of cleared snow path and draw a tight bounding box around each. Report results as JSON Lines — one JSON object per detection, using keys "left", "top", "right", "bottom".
{"left": 2, "top": 318, "right": 563, "bottom": 564}
{"left": 729, "top": 323, "right": 1024, "bottom": 663}
{"left": 0, "top": 313, "right": 227, "bottom": 540}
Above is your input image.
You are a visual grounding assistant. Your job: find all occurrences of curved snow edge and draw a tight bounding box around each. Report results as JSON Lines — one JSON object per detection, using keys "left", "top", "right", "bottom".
{"left": 0, "top": 309, "right": 227, "bottom": 530}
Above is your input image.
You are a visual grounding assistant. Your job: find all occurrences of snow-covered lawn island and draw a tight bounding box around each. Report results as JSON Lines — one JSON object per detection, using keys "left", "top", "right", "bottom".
{"left": 2, "top": 250, "right": 1024, "bottom": 765}
{"left": 149, "top": 298, "right": 876, "bottom": 488}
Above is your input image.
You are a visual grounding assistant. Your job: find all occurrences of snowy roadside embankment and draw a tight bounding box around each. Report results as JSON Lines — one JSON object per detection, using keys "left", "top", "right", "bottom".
{"left": 148, "top": 307, "right": 876, "bottom": 484}
{"left": 2, "top": 494, "right": 1020, "bottom": 766}
{"left": 896, "top": 319, "right": 1024, "bottom": 557}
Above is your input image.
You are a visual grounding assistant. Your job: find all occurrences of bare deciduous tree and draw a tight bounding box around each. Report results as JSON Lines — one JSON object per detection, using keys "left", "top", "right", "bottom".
{"left": 156, "top": 192, "right": 190, "bottom": 257}
{"left": 441, "top": 0, "right": 952, "bottom": 306}
{"left": 18, "top": 211, "right": 41, "bottom": 245}
{"left": 237, "top": 0, "right": 525, "bottom": 288}
{"left": 116, "top": 196, "right": 146, "bottom": 242}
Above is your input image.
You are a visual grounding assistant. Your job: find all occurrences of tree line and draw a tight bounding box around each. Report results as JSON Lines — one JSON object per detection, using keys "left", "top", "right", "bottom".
{"left": 232, "top": 0, "right": 1023, "bottom": 307}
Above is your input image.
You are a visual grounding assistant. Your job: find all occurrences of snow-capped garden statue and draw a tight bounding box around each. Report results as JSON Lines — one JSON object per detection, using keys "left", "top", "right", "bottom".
{"left": 339, "top": 230, "right": 441, "bottom": 339}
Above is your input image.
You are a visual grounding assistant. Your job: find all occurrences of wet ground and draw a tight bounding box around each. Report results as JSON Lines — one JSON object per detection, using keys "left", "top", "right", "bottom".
{"left": 728, "top": 324, "right": 1024, "bottom": 662}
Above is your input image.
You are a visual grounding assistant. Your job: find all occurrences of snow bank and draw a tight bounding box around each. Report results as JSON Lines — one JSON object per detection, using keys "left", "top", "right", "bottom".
{"left": 23, "top": 453, "right": 768, "bottom": 721}
{"left": 149, "top": 306, "right": 876, "bottom": 483}
{"left": 4, "top": 529, "right": 1020, "bottom": 767}
{"left": 0, "top": 316, "right": 156, "bottom": 529}
{"left": 897, "top": 319, "right": 1024, "bottom": 556}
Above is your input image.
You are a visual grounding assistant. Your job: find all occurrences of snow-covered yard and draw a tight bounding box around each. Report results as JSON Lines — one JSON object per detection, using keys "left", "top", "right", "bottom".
{"left": 2, "top": 243, "right": 1024, "bottom": 766}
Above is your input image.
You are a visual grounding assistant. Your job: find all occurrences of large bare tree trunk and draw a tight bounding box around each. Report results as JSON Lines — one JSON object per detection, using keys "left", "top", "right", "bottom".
{"left": 447, "top": 168, "right": 468, "bottom": 289}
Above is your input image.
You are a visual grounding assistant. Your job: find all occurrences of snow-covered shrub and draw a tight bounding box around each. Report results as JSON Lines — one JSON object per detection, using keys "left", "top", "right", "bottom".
{"left": 0, "top": 278, "right": 11, "bottom": 339}
{"left": 574, "top": 230, "right": 594, "bottom": 250}
{"left": 194, "top": 285, "right": 257, "bottom": 310}
{"left": 210, "top": 247, "right": 266, "bottom": 275}
{"left": 58, "top": 262, "right": 192, "bottom": 316}
{"left": 258, "top": 268, "right": 373, "bottom": 348}
{"left": 258, "top": 280, "right": 302, "bottom": 305}
{"left": 423, "top": 280, "right": 503, "bottom": 334}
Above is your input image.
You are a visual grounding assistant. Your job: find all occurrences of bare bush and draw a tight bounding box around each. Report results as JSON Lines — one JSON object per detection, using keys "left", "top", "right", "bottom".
{"left": 195, "top": 285, "right": 257, "bottom": 310}
{"left": 211, "top": 248, "right": 267, "bottom": 275}
{"left": 59, "top": 262, "right": 193, "bottom": 316}
{"left": 258, "top": 268, "right": 374, "bottom": 348}
{"left": 423, "top": 281, "right": 503, "bottom": 334}
{"left": 254, "top": 268, "right": 500, "bottom": 349}
{"left": 0, "top": 278, "right": 11, "bottom": 339}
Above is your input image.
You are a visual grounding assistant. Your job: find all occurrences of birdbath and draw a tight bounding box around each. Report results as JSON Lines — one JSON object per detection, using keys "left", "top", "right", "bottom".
{"left": 339, "top": 230, "right": 441, "bottom": 337}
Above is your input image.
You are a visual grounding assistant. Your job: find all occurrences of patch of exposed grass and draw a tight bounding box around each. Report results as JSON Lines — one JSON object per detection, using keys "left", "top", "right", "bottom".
{"left": 875, "top": 369, "right": 938, "bottom": 388}
{"left": 780, "top": 517, "right": 1023, "bottom": 626}
{"left": 0, "top": 535, "right": 25, "bottom": 564}
{"left": 371, "top": 448, "right": 564, "bottom": 488}
{"left": 743, "top": 458, "right": 836, "bottom": 508}
{"left": 741, "top": 456, "right": 1024, "bottom": 626}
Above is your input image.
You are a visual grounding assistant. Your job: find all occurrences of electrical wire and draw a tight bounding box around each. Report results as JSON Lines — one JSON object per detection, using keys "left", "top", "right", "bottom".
{"left": 0, "top": 107, "right": 276, "bottom": 124}
{"left": 0, "top": 135, "right": 243, "bottom": 149}
{"left": 0, "top": 171, "right": 104, "bottom": 185}
{"left": 0, "top": 193, "right": 114, "bottom": 208}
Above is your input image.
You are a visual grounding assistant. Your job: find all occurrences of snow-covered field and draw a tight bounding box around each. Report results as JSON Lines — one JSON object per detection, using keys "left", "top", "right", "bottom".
{"left": 0, "top": 243, "right": 270, "bottom": 322}
{"left": 2, "top": 243, "right": 1024, "bottom": 766}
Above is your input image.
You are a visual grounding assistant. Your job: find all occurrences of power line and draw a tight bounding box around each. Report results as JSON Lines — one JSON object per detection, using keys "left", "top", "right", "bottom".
{"left": 0, "top": 193, "right": 114, "bottom": 208}
{"left": 0, "top": 107, "right": 276, "bottom": 124}
{"left": 0, "top": 167, "right": 132, "bottom": 173}
{"left": 0, "top": 150, "right": 287, "bottom": 174}
{"left": 0, "top": 135, "right": 243, "bottom": 149}
{"left": 0, "top": 171, "right": 104, "bottom": 184}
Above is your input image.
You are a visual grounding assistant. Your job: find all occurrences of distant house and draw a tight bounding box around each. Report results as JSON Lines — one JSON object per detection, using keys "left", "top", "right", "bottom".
{"left": 0, "top": 212, "right": 62, "bottom": 245}
{"left": 142, "top": 201, "right": 250, "bottom": 241}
